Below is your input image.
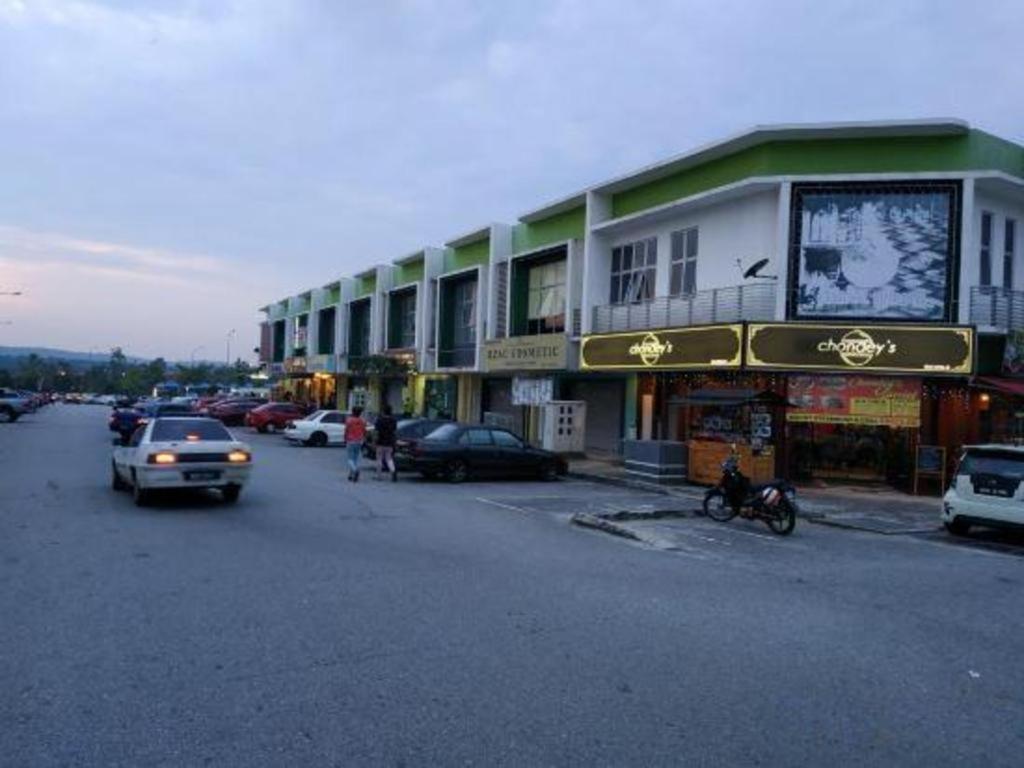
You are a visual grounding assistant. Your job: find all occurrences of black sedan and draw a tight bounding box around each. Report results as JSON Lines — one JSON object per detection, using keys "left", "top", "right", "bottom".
{"left": 404, "top": 423, "right": 566, "bottom": 482}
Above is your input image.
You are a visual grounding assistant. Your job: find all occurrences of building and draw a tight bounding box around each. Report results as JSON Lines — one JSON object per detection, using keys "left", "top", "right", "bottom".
{"left": 258, "top": 119, "right": 1024, "bottom": 490}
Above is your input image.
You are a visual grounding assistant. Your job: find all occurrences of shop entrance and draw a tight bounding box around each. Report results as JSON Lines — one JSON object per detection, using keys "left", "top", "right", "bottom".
{"left": 788, "top": 422, "right": 915, "bottom": 485}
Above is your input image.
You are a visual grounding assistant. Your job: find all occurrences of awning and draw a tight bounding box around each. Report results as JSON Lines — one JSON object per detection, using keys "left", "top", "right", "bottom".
{"left": 668, "top": 388, "right": 793, "bottom": 408}
{"left": 972, "top": 376, "right": 1024, "bottom": 398}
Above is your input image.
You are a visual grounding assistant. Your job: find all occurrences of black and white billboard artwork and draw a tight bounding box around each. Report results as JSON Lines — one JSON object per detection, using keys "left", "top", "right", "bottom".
{"left": 790, "top": 182, "right": 959, "bottom": 321}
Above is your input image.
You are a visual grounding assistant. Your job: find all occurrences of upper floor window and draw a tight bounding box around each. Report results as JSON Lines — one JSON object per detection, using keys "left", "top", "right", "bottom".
{"left": 293, "top": 313, "right": 309, "bottom": 354}
{"left": 980, "top": 211, "right": 993, "bottom": 287}
{"left": 1005, "top": 219, "right": 1016, "bottom": 290}
{"left": 610, "top": 237, "right": 657, "bottom": 304}
{"left": 348, "top": 299, "right": 371, "bottom": 357}
{"left": 527, "top": 259, "right": 566, "bottom": 334}
{"left": 669, "top": 227, "right": 699, "bottom": 296}
{"left": 453, "top": 279, "right": 476, "bottom": 347}
{"left": 317, "top": 307, "right": 336, "bottom": 355}
{"left": 388, "top": 289, "right": 417, "bottom": 349}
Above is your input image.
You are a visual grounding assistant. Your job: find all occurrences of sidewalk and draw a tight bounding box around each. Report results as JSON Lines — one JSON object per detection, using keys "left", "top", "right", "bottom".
{"left": 568, "top": 457, "right": 942, "bottom": 535}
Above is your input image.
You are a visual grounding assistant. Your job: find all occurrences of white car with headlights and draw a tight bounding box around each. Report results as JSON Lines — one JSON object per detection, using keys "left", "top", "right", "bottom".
{"left": 112, "top": 417, "right": 253, "bottom": 506}
{"left": 282, "top": 409, "right": 347, "bottom": 447}
{"left": 943, "top": 444, "right": 1024, "bottom": 535}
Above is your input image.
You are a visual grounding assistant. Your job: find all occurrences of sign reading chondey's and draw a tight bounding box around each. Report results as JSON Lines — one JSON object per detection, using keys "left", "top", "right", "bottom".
{"left": 581, "top": 325, "right": 743, "bottom": 371}
{"left": 746, "top": 323, "right": 974, "bottom": 375}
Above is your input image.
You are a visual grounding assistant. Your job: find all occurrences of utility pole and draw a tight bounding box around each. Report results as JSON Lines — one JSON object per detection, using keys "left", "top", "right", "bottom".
{"left": 226, "top": 329, "right": 236, "bottom": 366}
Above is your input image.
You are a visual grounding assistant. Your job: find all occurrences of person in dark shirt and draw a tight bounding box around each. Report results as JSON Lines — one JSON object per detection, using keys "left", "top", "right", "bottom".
{"left": 375, "top": 404, "right": 398, "bottom": 482}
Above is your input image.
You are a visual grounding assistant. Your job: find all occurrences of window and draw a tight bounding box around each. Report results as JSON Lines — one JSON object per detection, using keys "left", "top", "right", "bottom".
{"left": 320, "top": 412, "right": 343, "bottom": 424}
{"left": 492, "top": 430, "right": 523, "bottom": 448}
{"left": 670, "top": 227, "right": 699, "bottom": 296}
{"left": 272, "top": 320, "right": 286, "bottom": 363}
{"left": 152, "top": 419, "right": 232, "bottom": 442}
{"left": 453, "top": 279, "right": 476, "bottom": 347}
{"left": 610, "top": 237, "right": 657, "bottom": 304}
{"left": 460, "top": 428, "right": 492, "bottom": 445}
{"left": 526, "top": 259, "right": 566, "bottom": 334}
{"left": 388, "top": 289, "right": 417, "bottom": 349}
{"left": 980, "top": 211, "right": 993, "bottom": 286}
{"left": 294, "top": 313, "right": 309, "bottom": 354}
{"left": 317, "top": 307, "right": 336, "bottom": 355}
{"left": 1005, "top": 219, "right": 1016, "bottom": 290}
{"left": 349, "top": 300, "right": 371, "bottom": 357}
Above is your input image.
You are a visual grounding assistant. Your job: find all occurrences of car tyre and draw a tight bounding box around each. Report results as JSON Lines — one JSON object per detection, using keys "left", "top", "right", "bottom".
{"left": 132, "top": 477, "right": 150, "bottom": 507}
{"left": 446, "top": 459, "right": 468, "bottom": 484}
{"left": 111, "top": 461, "right": 128, "bottom": 491}
{"left": 539, "top": 461, "right": 558, "bottom": 481}
{"left": 222, "top": 485, "right": 241, "bottom": 504}
{"left": 256, "top": 424, "right": 268, "bottom": 434}
{"left": 266, "top": 423, "right": 277, "bottom": 434}
{"left": 945, "top": 517, "right": 971, "bottom": 536}
{"left": 308, "top": 431, "right": 327, "bottom": 448}
{"left": 0, "top": 407, "right": 18, "bottom": 423}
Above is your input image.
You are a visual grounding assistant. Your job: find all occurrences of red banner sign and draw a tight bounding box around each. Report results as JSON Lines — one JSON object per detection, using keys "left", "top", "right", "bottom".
{"left": 786, "top": 375, "right": 921, "bottom": 428}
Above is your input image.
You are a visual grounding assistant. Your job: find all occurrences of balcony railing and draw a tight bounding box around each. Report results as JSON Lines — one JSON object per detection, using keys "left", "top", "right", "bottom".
{"left": 592, "top": 283, "right": 776, "bottom": 334}
{"left": 969, "top": 286, "right": 1024, "bottom": 330}
{"left": 437, "top": 345, "right": 476, "bottom": 368}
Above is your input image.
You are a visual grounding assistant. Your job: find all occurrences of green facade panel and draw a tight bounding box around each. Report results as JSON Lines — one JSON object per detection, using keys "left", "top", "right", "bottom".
{"left": 445, "top": 238, "right": 490, "bottom": 272}
{"left": 396, "top": 260, "right": 425, "bottom": 286}
{"left": 512, "top": 205, "right": 585, "bottom": 253}
{"left": 355, "top": 274, "right": 377, "bottom": 298}
{"left": 611, "top": 130, "right": 1024, "bottom": 218}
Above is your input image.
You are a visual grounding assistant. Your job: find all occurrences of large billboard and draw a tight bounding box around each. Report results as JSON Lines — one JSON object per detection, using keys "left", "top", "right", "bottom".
{"left": 789, "top": 181, "right": 960, "bottom": 321}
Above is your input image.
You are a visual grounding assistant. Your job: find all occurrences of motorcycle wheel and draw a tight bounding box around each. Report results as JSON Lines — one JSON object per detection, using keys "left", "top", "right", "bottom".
{"left": 765, "top": 498, "right": 797, "bottom": 536}
{"left": 703, "top": 489, "right": 737, "bottom": 522}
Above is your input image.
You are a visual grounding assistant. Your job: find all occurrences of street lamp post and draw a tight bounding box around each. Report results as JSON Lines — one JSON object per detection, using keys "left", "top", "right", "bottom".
{"left": 226, "top": 329, "right": 236, "bottom": 366}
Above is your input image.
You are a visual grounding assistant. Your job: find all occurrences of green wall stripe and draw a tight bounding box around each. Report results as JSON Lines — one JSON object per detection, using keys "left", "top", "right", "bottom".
{"left": 445, "top": 238, "right": 490, "bottom": 272}
{"left": 611, "top": 130, "right": 1024, "bottom": 218}
{"left": 512, "top": 205, "right": 585, "bottom": 253}
{"left": 396, "top": 260, "right": 425, "bottom": 286}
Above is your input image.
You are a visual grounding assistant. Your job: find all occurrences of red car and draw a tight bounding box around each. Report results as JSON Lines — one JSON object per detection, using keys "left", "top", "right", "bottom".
{"left": 246, "top": 402, "right": 308, "bottom": 433}
{"left": 206, "top": 398, "right": 266, "bottom": 426}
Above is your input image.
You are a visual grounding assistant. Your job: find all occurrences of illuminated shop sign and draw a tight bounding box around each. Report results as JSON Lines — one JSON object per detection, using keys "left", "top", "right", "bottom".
{"left": 580, "top": 325, "right": 743, "bottom": 371}
{"left": 746, "top": 323, "right": 973, "bottom": 375}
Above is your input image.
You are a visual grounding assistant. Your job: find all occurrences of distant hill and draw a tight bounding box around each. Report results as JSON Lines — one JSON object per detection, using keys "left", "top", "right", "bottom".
{"left": 0, "top": 346, "right": 148, "bottom": 370}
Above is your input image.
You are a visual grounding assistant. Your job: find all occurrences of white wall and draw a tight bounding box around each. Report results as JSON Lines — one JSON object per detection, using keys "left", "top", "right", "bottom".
{"left": 593, "top": 189, "right": 780, "bottom": 304}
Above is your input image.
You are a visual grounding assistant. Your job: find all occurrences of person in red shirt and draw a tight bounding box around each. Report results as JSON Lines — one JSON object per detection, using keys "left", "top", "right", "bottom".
{"left": 344, "top": 406, "right": 368, "bottom": 482}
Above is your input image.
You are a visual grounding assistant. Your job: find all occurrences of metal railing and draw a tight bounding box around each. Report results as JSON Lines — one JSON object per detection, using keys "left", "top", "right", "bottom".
{"left": 591, "top": 283, "right": 776, "bottom": 333}
{"left": 571, "top": 307, "right": 582, "bottom": 337}
{"left": 969, "top": 285, "right": 1024, "bottom": 330}
{"left": 437, "top": 345, "right": 476, "bottom": 368}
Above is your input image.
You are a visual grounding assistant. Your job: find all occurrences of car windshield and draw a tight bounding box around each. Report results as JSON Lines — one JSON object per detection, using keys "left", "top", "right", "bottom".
{"left": 958, "top": 451, "right": 1024, "bottom": 478}
{"left": 306, "top": 410, "right": 327, "bottom": 421}
{"left": 151, "top": 419, "right": 233, "bottom": 442}
{"left": 425, "top": 423, "right": 460, "bottom": 442}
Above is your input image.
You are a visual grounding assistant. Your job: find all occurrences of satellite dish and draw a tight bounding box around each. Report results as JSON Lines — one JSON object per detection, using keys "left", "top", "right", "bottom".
{"left": 742, "top": 258, "right": 776, "bottom": 280}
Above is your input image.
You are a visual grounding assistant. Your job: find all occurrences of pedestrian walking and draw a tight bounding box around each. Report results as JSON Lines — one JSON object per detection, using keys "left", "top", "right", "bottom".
{"left": 375, "top": 404, "right": 398, "bottom": 482}
{"left": 344, "top": 406, "right": 367, "bottom": 482}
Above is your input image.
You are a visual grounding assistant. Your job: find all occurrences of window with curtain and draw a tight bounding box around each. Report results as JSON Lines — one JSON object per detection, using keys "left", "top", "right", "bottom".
{"left": 980, "top": 211, "right": 993, "bottom": 287}
{"left": 1005, "top": 219, "right": 1016, "bottom": 290}
{"left": 453, "top": 279, "right": 476, "bottom": 347}
{"left": 610, "top": 237, "right": 657, "bottom": 304}
{"left": 527, "top": 259, "right": 566, "bottom": 334}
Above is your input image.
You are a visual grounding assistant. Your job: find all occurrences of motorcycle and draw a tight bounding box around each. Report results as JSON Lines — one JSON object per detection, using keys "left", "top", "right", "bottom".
{"left": 702, "top": 454, "right": 798, "bottom": 536}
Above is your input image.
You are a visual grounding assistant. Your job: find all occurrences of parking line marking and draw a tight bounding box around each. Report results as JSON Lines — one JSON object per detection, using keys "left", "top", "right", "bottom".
{"left": 475, "top": 497, "right": 531, "bottom": 515}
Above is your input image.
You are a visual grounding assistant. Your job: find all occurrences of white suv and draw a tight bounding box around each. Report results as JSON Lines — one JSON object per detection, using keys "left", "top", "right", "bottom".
{"left": 943, "top": 445, "right": 1024, "bottom": 535}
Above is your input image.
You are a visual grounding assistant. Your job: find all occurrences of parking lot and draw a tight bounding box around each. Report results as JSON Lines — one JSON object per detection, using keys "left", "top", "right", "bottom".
{"left": 3, "top": 405, "right": 1024, "bottom": 766}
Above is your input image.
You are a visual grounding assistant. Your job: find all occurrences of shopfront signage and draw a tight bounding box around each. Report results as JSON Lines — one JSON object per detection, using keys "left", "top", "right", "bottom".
{"left": 512, "top": 376, "right": 554, "bottom": 406}
{"left": 483, "top": 334, "right": 568, "bottom": 372}
{"left": 580, "top": 325, "right": 743, "bottom": 371}
{"left": 284, "top": 356, "right": 307, "bottom": 374}
{"left": 746, "top": 323, "right": 973, "bottom": 375}
{"left": 787, "top": 375, "right": 922, "bottom": 428}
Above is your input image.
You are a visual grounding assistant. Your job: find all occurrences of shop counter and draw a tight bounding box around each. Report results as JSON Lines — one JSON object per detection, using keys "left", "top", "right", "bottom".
{"left": 688, "top": 440, "right": 775, "bottom": 485}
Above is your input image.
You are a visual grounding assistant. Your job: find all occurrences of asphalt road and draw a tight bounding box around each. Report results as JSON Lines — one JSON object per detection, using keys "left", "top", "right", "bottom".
{"left": 2, "top": 406, "right": 1023, "bottom": 767}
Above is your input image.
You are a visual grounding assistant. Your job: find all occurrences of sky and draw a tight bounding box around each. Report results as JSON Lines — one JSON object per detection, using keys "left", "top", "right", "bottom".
{"left": 1, "top": 0, "right": 1022, "bottom": 361}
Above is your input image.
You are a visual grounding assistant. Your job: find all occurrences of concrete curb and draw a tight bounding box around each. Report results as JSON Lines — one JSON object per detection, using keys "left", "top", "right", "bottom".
{"left": 570, "top": 512, "right": 646, "bottom": 541}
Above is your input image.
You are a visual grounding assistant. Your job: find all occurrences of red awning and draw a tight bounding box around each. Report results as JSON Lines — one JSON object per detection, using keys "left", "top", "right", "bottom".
{"left": 973, "top": 376, "right": 1024, "bottom": 397}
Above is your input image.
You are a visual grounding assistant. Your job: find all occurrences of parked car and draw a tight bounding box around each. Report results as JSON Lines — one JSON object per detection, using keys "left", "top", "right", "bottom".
{"left": 405, "top": 423, "right": 566, "bottom": 482}
{"left": 245, "top": 402, "right": 309, "bottom": 433}
{"left": 943, "top": 445, "right": 1024, "bottom": 536}
{"left": 0, "top": 388, "right": 31, "bottom": 422}
{"left": 109, "top": 406, "right": 144, "bottom": 437}
{"left": 111, "top": 417, "right": 253, "bottom": 506}
{"left": 137, "top": 401, "right": 197, "bottom": 426}
{"left": 206, "top": 398, "right": 266, "bottom": 426}
{"left": 367, "top": 417, "right": 453, "bottom": 460}
{"left": 283, "top": 410, "right": 347, "bottom": 447}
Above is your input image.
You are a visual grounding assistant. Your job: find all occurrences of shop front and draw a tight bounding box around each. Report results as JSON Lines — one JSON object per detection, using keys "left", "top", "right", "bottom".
{"left": 305, "top": 355, "right": 339, "bottom": 410}
{"left": 481, "top": 334, "right": 568, "bottom": 441}
{"left": 746, "top": 322, "right": 975, "bottom": 490}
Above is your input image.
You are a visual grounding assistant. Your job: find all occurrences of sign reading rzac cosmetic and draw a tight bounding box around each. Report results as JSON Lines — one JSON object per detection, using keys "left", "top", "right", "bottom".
{"left": 580, "top": 325, "right": 743, "bottom": 371}
{"left": 746, "top": 323, "right": 974, "bottom": 374}
{"left": 483, "top": 334, "right": 568, "bottom": 372}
